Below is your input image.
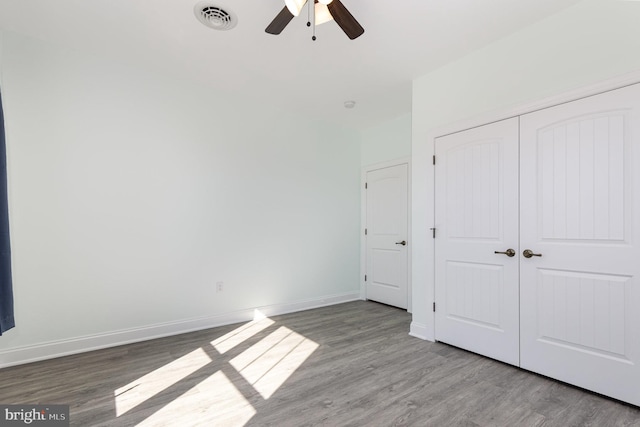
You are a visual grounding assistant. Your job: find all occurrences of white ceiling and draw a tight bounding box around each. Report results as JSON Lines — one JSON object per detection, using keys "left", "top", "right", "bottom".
{"left": 0, "top": 0, "right": 582, "bottom": 130}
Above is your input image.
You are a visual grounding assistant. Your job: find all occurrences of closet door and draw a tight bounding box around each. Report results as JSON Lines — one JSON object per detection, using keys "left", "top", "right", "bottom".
{"left": 435, "top": 118, "right": 520, "bottom": 366}
{"left": 520, "top": 84, "right": 640, "bottom": 406}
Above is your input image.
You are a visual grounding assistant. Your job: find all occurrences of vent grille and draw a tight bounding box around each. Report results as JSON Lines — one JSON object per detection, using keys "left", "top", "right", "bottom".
{"left": 194, "top": 3, "right": 237, "bottom": 31}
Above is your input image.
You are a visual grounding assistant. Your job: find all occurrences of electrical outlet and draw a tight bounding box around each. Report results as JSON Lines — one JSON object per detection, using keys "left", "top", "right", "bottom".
{"left": 216, "top": 281, "right": 224, "bottom": 292}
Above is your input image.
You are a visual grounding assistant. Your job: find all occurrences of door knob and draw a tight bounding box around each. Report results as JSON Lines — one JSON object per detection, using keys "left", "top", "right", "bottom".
{"left": 396, "top": 240, "right": 407, "bottom": 246}
{"left": 523, "top": 249, "right": 542, "bottom": 258}
{"left": 494, "top": 249, "right": 515, "bottom": 257}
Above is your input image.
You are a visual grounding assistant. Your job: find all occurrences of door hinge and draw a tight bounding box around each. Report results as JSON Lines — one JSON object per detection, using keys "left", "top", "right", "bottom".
{"left": 365, "top": 228, "right": 368, "bottom": 235}
{"left": 365, "top": 182, "right": 368, "bottom": 189}
{"left": 433, "top": 302, "right": 436, "bottom": 312}
{"left": 433, "top": 155, "right": 436, "bottom": 165}
{"left": 430, "top": 227, "right": 436, "bottom": 238}
{"left": 365, "top": 275, "right": 367, "bottom": 282}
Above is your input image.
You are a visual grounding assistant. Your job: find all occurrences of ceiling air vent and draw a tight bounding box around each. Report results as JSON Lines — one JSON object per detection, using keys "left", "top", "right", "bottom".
{"left": 194, "top": 3, "right": 237, "bottom": 31}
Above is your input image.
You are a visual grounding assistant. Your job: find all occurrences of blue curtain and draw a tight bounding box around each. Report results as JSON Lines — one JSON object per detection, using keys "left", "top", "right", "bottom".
{"left": 0, "top": 88, "right": 14, "bottom": 336}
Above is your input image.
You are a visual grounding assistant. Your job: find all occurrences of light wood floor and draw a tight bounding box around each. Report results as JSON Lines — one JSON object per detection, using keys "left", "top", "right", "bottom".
{"left": 1, "top": 301, "right": 639, "bottom": 426}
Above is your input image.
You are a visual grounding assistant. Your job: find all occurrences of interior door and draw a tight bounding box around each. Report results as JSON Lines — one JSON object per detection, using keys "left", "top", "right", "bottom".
{"left": 520, "top": 84, "right": 640, "bottom": 406}
{"left": 434, "top": 118, "right": 520, "bottom": 366}
{"left": 365, "top": 163, "right": 408, "bottom": 309}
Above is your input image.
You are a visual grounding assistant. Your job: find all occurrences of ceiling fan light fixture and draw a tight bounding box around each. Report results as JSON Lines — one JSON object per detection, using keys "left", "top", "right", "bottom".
{"left": 266, "top": 0, "right": 363, "bottom": 40}
{"left": 285, "top": 0, "right": 306, "bottom": 16}
{"left": 315, "top": 3, "right": 333, "bottom": 25}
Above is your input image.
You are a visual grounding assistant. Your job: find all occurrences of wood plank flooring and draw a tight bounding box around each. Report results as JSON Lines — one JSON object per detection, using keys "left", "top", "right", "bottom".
{"left": 1, "top": 301, "right": 639, "bottom": 426}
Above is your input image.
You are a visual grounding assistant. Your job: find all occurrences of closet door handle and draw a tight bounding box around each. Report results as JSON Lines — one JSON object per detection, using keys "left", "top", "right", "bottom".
{"left": 396, "top": 240, "right": 407, "bottom": 246}
{"left": 494, "top": 249, "right": 515, "bottom": 257}
{"left": 523, "top": 249, "right": 542, "bottom": 258}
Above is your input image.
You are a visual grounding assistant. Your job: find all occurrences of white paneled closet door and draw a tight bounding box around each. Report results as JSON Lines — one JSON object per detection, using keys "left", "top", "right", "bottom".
{"left": 520, "top": 84, "right": 640, "bottom": 406}
{"left": 434, "top": 118, "right": 520, "bottom": 366}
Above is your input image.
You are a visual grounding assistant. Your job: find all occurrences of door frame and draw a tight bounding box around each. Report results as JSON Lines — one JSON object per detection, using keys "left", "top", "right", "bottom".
{"left": 415, "top": 71, "right": 640, "bottom": 342}
{"left": 361, "top": 157, "right": 412, "bottom": 312}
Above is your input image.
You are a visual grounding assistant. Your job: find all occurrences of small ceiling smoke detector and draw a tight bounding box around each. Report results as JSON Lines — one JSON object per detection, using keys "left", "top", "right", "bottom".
{"left": 194, "top": 3, "right": 237, "bottom": 31}
{"left": 344, "top": 100, "right": 356, "bottom": 109}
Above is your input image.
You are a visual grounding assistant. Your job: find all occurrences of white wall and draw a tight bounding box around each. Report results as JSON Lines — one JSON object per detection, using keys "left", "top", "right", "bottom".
{"left": 360, "top": 113, "right": 411, "bottom": 167}
{"left": 411, "top": 0, "right": 640, "bottom": 339}
{"left": 0, "top": 31, "right": 361, "bottom": 364}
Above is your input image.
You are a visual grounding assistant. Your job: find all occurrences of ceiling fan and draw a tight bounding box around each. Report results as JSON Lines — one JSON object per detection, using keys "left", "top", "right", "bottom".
{"left": 266, "top": 0, "right": 364, "bottom": 40}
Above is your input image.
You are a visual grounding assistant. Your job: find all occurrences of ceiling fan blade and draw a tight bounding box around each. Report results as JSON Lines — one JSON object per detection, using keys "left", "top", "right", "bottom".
{"left": 265, "top": 6, "right": 295, "bottom": 35}
{"left": 327, "top": 0, "right": 364, "bottom": 40}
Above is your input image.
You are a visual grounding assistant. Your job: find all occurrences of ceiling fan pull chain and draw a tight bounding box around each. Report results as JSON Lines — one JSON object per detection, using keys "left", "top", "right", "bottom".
{"left": 307, "top": 0, "right": 316, "bottom": 41}
{"left": 312, "top": 18, "right": 317, "bottom": 41}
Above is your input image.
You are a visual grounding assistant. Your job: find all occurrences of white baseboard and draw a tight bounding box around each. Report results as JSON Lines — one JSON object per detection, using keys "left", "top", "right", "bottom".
{"left": 0, "top": 292, "right": 361, "bottom": 369}
{"left": 409, "top": 321, "right": 433, "bottom": 342}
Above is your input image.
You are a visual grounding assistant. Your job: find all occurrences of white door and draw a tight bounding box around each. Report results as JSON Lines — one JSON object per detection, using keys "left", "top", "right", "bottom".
{"left": 520, "top": 84, "right": 640, "bottom": 406}
{"left": 434, "top": 118, "right": 520, "bottom": 365}
{"left": 365, "top": 164, "right": 408, "bottom": 309}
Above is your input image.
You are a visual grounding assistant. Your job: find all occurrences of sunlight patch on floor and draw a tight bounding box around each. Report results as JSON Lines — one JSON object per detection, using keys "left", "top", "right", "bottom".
{"left": 116, "top": 314, "right": 317, "bottom": 424}
{"left": 114, "top": 347, "right": 212, "bottom": 417}
{"left": 211, "top": 316, "right": 275, "bottom": 355}
{"left": 135, "top": 371, "right": 256, "bottom": 427}
{"left": 230, "top": 326, "right": 319, "bottom": 399}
